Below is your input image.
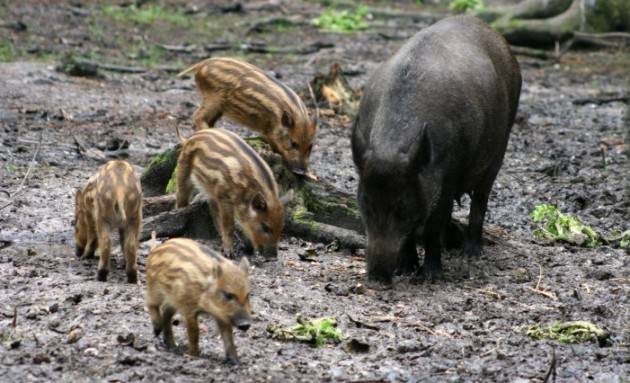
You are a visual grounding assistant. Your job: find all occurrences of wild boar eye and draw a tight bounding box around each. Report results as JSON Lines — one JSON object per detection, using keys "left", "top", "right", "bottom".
{"left": 261, "top": 223, "right": 271, "bottom": 234}
{"left": 290, "top": 141, "right": 299, "bottom": 150}
{"left": 222, "top": 291, "right": 235, "bottom": 301}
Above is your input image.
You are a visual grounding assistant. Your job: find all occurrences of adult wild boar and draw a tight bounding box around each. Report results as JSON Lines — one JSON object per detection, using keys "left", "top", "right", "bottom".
{"left": 352, "top": 16, "right": 521, "bottom": 283}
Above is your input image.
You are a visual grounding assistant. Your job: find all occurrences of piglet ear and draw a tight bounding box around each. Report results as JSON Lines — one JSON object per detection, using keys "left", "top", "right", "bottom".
{"left": 239, "top": 257, "right": 251, "bottom": 274}
{"left": 281, "top": 111, "right": 294, "bottom": 129}
{"left": 251, "top": 193, "right": 267, "bottom": 212}
{"left": 279, "top": 189, "right": 294, "bottom": 206}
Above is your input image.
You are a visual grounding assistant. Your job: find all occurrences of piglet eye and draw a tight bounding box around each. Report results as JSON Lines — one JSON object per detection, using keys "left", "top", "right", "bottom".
{"left": 222, "top": 291, "right": 235, "bottom": 301}
{"left": 290, "top": 141, "right": 299, "bottom": 150}
{"left": 261, "top": 223, "right": 271, "bottom": 234}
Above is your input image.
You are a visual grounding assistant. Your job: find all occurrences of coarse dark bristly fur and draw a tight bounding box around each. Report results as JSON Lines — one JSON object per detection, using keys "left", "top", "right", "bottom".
{"left": 175, "top": 127, "right": 290, "bottom": 259}
{"left": 352, "top": 15, "right": 522, "bottom": 284}
{"left": 146, "top": 237, "right": 251, "bottom": 363}
{"left": 178, "top": 57, "right": 317, "bottom": 175}
{"left": 74, "top": 160, "right": 143, "bottom": 283}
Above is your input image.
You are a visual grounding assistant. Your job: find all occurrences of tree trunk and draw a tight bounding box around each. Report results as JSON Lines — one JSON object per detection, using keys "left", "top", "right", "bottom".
{"left": 480, "top": 0, "right": 630, "bottom": 47}
{"left": 139, "top": 138, "right": 367, "bottom": 249}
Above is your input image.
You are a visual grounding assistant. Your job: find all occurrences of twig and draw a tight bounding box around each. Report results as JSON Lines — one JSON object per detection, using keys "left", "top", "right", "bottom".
{"left": 0, "top": 130, "right": 43, "bottom": 211}
{"left": 530, "top": 263, "right": 558, "bottom": 300}
{"left": 346, "top": 313, "right": 380, "bottom": 331}
{"left": 535, "top": 263, "right": 543, "bottom": 290}
{"left": 573, "top": 31, "right": 630, "bottom": 48}
{"left": 542, "top": 347, "right": 556, "bottom": 383}
{"left": 527, "top": 286, "right": 558, "bottom": 300}
{"left": 12, "top": 307, "right": 17, "bottom": 328}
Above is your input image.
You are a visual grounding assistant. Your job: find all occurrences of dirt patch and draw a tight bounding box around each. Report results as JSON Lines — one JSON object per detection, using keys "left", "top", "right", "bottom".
{"left": 0, "top": 1, "right": 628, "bottom": 382}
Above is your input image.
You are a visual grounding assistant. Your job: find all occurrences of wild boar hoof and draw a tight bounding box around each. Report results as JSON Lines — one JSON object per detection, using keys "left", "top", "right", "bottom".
{"left": 462, "top": 243, "right": 482, "bottom": 258}
{"left": 224, "top": 355, "right": 239, "bottom": 365}
{"left": 419, "top": 265, "right": 442, "bottom": 283}
{"left": 127, "top": 270, "right": 138, "bottom": 284}
{"left": 97, "top": 269, "right": 108, "bottom": 282}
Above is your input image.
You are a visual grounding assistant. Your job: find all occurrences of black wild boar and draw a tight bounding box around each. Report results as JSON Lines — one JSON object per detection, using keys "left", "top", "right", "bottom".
{"left": 351, "top": 15, "right": 522, "bottom": 283}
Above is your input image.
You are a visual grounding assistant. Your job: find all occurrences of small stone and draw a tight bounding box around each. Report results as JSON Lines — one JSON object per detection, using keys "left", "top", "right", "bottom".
{"left": 66, "top": 328, "right": 83, "bottom": 344}
{"left": 84, "top": 348, "right": 99, "bottom": 357}
{"left": 48, "top": 303, "right": 59, "bottom": 313}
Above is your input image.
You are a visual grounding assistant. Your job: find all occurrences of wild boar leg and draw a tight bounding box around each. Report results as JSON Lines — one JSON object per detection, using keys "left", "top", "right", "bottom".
{"left": 96, "top": 221, "right": 112, "bottom": 282}
{"left": 123, "top": 218, "right": 140, "bottom": 284}
{"left": 184, "top": 312, "right": 200, "bottom": 357}
{"left": 396, "top": 235, "right": 419, "bottom": 275}
{"left": 193, "top": 94, "right": 223, "bottom": 131}
{"left": 217, "top": 320, "right": 238, "bottom": 363}
{"left": 464, "top": 168, "right": 500, "bottom": 259}
{"left": 175, "top": 160, "right": 194, "bottom": 209}
{"left": 161, "top": 305, "right": 176, "bottom": 349}
{"left": 421, "top": 195, "right": 453, "bottom": 280}
{"left": 147, "top": 301, "right": 163, "bottom": 336}
{"left": 216, "top": 203, "right": 235, "bottom": 258}
{"left": 118, "top": 228, "right": 126, "bottom": 259}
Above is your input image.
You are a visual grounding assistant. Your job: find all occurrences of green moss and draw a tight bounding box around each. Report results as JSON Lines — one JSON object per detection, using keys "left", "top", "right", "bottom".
{"left": 0, "top": 41, "right": 16, "bottom": 62}
{"left": 143, "top": 151, "right": 174, "bottom": 177}
{"left": 299, "top": 184, "right": 360, "bottom": 221}
{"left": 165, "top": 165, "right": 178, "bottom": 194}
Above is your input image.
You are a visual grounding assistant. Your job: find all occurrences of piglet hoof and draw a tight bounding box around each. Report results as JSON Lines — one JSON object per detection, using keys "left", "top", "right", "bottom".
{"left": 153, "top": 327, "right": 162, "bottom": 337}
{"left": 127, "top": 270, "right": 138, "bottom": 284}
{"left": 75, "top": 245, "right": 84, "bottom": 258}
{"left": 97, "top": 268, "right": 109, "bottom": 282}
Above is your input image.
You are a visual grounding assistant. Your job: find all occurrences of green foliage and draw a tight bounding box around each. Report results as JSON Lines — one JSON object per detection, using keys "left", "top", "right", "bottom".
{"left": 4, "top": 163, "right": 17, "bottom": 173}
{"left": 449, "top": 0, "right": 485, "bottom": 13}
{"left": 530, "top": 204, "right": 602, "bottom": 247}
{"left": 527, "top": 321, "right": 609, "bottom": 345}
{"left": 0, "top": 41, "right": 16, "bottom": 62}
{"left": 267, "top": 316, "right": 344, "bottom": 346}
{"left": 100, "top": 5, "right": 189, "bottom": 26}
{"left": 313, "top": 5, "right": 369, "bottom": 33}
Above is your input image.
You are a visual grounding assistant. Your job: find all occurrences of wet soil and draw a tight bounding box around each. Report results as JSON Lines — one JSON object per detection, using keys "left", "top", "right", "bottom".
{"left": 0, "top": 1, "right": 629, "bottom": 382}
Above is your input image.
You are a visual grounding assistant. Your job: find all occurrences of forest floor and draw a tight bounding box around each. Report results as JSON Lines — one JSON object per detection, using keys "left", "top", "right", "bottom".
{"left": 0, "top": 1, "right": 628, "bottom": 382}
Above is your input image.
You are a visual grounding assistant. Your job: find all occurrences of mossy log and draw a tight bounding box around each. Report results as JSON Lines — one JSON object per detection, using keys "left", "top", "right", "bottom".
{"left": 480, "top": 0, "right": 630, "bottom": 47}
{"left": 140, "top": 137, "right": 366, "bottom": 249}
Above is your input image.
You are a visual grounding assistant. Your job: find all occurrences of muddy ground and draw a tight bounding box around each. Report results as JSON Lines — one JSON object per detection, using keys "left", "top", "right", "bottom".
{"left": 0, "top": 1, "right": 629, "bottom": 382}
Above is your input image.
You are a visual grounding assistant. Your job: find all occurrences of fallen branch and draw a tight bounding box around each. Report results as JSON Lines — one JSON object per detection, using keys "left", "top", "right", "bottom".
{"left": 573, "top": 31, "right": 630, "bottom": 48}
{"left": 205, "top": 42, "right": 334, "bottom": 55}
{"left": 0, "top": 130, "right": 43, "bottom": 211}
{"left": 572, "top": 95, "right": 628, "bottom": 105}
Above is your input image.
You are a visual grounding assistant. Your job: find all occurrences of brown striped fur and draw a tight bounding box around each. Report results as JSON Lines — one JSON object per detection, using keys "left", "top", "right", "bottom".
{"left": 178, "top": 57, "right": 317, "bottom": 174}
{"left": 146, "top": 238, "right": 251, "bottom": 362}
{"left": 74, "top": 160, "right": 142, "bottom": 283}
{"left": 175, "top": 128, "right": 286, "bottom": 259}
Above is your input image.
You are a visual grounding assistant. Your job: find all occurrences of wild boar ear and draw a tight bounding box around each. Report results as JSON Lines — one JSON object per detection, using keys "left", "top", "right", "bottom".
{"left": 251, "top": 193, "right": 267, "bottom": 212}
{"left": 239, "top": 257, "right": 251, "bottom": 274}
{"left": 279, "top": 189, "right": 294, "bottom": 206}
{"left": 281, "top": 111, "right": 295, "bottom": 129}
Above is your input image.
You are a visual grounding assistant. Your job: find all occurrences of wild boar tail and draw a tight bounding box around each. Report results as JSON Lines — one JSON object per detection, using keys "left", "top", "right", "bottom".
{"left": 114, "top": 194, "right": 127, "bottom": 222}
{"left": 176, "top": 59, "right": 208, "bottom": 78}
